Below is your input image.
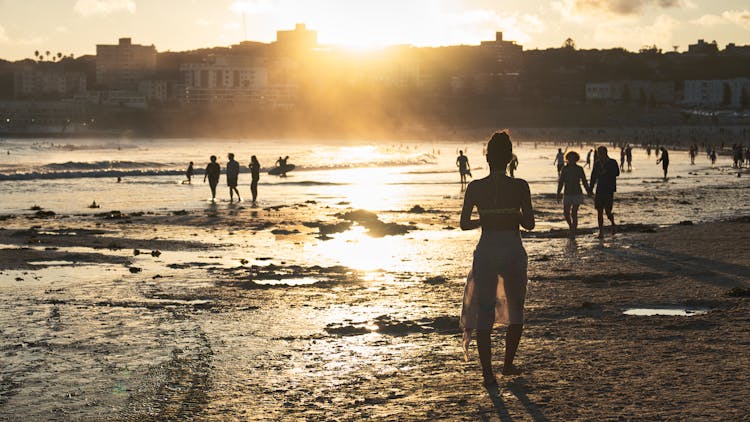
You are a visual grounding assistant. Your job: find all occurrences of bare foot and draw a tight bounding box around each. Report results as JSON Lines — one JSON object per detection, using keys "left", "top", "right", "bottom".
{"left": 501, "top": 365, "right": 522, "bottom": 376}
{"left": 482, "top": 375, "right": 498, "bottom": 389}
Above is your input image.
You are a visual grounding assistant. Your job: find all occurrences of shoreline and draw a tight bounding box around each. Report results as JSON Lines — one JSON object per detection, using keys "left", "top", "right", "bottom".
{"left": 3, "top": 123, "right": 750, "bottom": 146}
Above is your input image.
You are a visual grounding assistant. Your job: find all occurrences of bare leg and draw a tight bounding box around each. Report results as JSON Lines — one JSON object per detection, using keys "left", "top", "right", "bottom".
{"left": 476, "top": 329, "right": 496, "bottom": 385}
{"left": 502, "top": 324, "right": 523, "bottom": 375}
{"left": 597, "top": 208, "right": 604, "bottom": 238}
{"left": 605, "top": 207, "right": 616, "bottom": 235}
{"left": 563, "top": 203, "right": 572, "bottom": 231}
{"left": 571, "top": 204, "right": 580, "bottom": 236}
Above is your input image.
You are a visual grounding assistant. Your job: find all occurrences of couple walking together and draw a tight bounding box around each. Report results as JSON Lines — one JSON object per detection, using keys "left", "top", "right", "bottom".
{"left": 556, "top": 146, "right": 619, "bottom": 239}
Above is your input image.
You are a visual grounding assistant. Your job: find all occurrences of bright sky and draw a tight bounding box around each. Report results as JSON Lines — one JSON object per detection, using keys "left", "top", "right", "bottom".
{"left": 1, "top": 0, "right": 750, "bottom": 60}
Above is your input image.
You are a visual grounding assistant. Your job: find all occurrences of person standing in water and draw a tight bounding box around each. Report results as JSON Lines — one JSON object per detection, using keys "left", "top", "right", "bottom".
{"left": 456, "top": 150, "right": 471, "bottom": 184}
{"left": 656, "top": 146, "right": 670, "bottom": 180}
{"left": 185, "top": 161, "right": 194, "bottom": 184}
{"left": 249, "top": 155, "right": 260, "bottom": 204}
{"left": 590, "top": 146, "right": 620, "bottom": 239}
{"left": 204, "top": 155, "right": 220, "bottom": 202}
{"left": 226, "top": 153, "right": 241, "bottom": 202}
{"left": 553, "top": 148, "right": 565, "bottom": 176}
{"left": 460, "top": 131, "right": 535, "bottom": 388}
{"left": 585, "top": 149, "right": 593, "bottom": 169}
{"left": 557, "top": 151, "right": 591, "bottom": 238}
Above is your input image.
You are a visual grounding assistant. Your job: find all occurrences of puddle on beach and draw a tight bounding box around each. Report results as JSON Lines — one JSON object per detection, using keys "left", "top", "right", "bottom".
{"left": 252, "top": 277, "right": 320, "bottom": 286}
{"left": 623, "top": 308, "right": 710, "bottom": 316}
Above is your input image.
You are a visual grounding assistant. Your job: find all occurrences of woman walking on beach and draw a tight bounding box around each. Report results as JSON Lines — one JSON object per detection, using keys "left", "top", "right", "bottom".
{"left": 460, "top": 131, "right": 535, "bottom": 388}
{"left": 249, "top": 155, "right": 260, "bottom": 204}
{"left": 656, "top": 147, "right": 669, "bottom": 180}
{"left": 204, "top": 155, "right": 220, "bottom": 202}
{"left": 557, "top": 151, "right": 591, "bottom": 238}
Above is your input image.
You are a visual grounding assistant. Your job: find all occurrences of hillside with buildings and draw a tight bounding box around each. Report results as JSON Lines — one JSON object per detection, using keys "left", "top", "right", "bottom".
{"left": 1, "top": 24, "right": 750, "bottom": 137}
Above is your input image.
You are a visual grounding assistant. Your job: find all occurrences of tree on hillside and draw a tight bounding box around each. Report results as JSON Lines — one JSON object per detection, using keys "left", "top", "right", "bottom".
{"left": 563, "top": 38, "right": 576, "bottom": 50}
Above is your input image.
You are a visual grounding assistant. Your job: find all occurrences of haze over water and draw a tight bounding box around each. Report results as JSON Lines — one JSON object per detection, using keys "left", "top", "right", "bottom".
{"left": 0, "top": 137, "right": 747, "bottom": 224}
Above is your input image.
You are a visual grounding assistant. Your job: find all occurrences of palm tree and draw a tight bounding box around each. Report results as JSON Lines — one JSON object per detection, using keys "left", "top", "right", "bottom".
{"left": 45, "top": 51, "right": 50, "bottom": 60}
{"left": 57, "top": 52, "right": 62, "bottom": 60}
{"left": 34, "top": 50, "right": 39, "bottom": 60}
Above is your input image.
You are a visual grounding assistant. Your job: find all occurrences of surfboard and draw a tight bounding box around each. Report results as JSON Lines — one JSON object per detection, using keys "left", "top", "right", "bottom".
{"left": 268, "top": 164, "right": 295, "bottom": 175}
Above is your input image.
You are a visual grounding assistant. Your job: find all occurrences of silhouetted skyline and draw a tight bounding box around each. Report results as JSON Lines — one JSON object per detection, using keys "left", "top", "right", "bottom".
{"left": 1, "top": 0, "right": 750, "bottom": 61}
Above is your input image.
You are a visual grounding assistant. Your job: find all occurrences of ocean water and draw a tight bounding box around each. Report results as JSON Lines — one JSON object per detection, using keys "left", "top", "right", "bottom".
{"left": 0, "top": 137, "right": 747, "bottom": 225}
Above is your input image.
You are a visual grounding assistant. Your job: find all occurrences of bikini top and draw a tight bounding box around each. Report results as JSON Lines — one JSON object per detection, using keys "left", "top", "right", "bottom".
{"left": 477, "top": 172, "right": 521, "bottom": 231}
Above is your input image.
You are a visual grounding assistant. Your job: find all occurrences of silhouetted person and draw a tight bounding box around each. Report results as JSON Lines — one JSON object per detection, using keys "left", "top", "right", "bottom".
{"left": 460, "top": 131, "right": 535, "bottom": 388}
{"left": 204, "top": 155, "right": 220, "bottom": 201}
{"left": 619, "top": 147, "right": 626, "bottom": 171}
{"left": 226, "top": 153, "right": 241, "bottom": 202}
{"left": 656, "top": 147, "right": 669, "bottom": 180}
{"left": 509, "top": 154, "right": 519, "bottom": 177}
{"left": 590, "top": 146, "right": 619, "bottom": 239}
{"left": 275, "top": 156, "right": 289, "bottom": 177}
{"left": 625, "top": 145, "right": 633, "bottom": 171}
{"left": 557, "top": 151, "right": 591, "bottom": 238}
{"left": 249, "top": 155, "right": 260, "bottom": 204}
{"left": 689, "top": 145, "right": 697, "bottom": 165}
{"left": 185, "top": 161, "right": 194, "bottom": 184}
{"left": 710, "top": 148, "right": 717, "bottom": 166}
{"left": 646, "top": 145, "right": 652, "bottom": 157}
{"left": 585, "top": 149, "right": 593, "bottom": 169}
{"left": 553, "top": 148, "right": 565, "bottom": 176}
{"left": 456, "top": 150, "right": 471, "bottom": 184}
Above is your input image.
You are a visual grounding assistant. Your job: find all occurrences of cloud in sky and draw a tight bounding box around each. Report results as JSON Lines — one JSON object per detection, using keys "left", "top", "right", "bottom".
{"left": 229, "top": 0, "right": 274, "bottom": 15}
{"left": 593, "top": 14, "right": 678, "bottom": 48}
{"left": 0, "top": 26, "right": 9, "bottom": 43}
{"left": 555, "top": 0, "right": 683, "bottom": 17}
{"left": 73, "top": 0, "right": 136, "bottom": 17}
{"left": 451, "top": 10, "right": 546, "bottom": 44}
{"left": 693, "top": 10, "right": 750, "bottom": 30}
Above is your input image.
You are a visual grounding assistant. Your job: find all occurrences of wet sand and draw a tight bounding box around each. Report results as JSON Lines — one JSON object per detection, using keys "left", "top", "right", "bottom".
{"left": 1, "top": 199, "right": 749, "bottom": 420}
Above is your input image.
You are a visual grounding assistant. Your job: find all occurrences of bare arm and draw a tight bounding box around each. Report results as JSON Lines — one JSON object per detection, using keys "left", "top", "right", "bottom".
{"left": 589, "top": 163, "right": 598, "bottom": 192}
{"left": 580, "top": 167, "right": 592, "bottom": 194}
{"left": 460, "top": 182, "right": 481, "bottom": 230}
{"left": 519, "top": 180, "right": 535, "bottom": 231}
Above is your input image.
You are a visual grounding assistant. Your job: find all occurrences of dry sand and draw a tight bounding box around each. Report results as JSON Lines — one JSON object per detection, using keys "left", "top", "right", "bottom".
{"left": 0, "top": 203, "right": 749, "bottom": 420}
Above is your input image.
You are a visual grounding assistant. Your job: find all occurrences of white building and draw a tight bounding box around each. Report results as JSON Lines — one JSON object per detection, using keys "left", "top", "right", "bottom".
{"left": 13, "top": 69, "right": 87, "bottom": 99}
{"left": 137, "top": 80, "right": 170, "bottom": 103}
{"left": 683, "top": 78, "right": 750, "bottom": 108}
{"left": 180, "top": 56, "right": 295, "bottom": 108}
{"left": 585, "top": 83, "right": 613, "bottom": 101}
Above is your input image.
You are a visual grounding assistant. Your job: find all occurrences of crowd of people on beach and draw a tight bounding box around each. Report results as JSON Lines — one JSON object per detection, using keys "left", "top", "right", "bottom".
{"left": 456, "top": 139, "right": 747, "bottom": 240}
